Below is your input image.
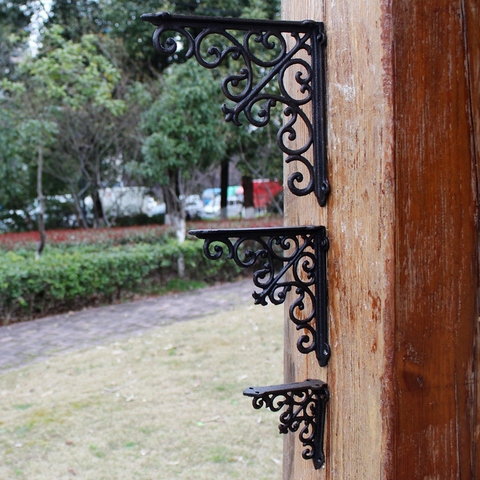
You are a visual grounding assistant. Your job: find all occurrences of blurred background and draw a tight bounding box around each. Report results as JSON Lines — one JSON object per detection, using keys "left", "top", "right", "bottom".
{"left": 0, "top": 0, "right": 283, "bottom": 235}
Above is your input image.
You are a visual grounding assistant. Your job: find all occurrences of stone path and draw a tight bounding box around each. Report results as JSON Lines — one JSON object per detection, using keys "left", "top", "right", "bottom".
{"left": 0, "top": 279, "right": 254, "bottom": 371}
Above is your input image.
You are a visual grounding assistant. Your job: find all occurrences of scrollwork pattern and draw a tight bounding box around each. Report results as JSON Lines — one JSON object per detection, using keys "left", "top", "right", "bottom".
{"left": 142, "top": 12, "right": 329, "bottom": 206}
{"left": 244, "top": 380, "right": 328, "bottom": 469}
{"left": 189, "top": 226, "right": 330, "bottom": 366}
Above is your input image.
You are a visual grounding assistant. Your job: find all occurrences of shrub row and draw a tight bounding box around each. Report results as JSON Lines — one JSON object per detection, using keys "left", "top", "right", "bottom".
{"left": 0, "top": 239, "right": 242, "bottom": 324}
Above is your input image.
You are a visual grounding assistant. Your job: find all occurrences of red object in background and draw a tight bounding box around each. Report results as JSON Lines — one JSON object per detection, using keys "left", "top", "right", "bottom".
{"left": 0, "top": 225, "right": 168, "bottom": 249}
{"left": 252, "top": 179, "right": 283, "bottom": 209}
{"left": 0, "top": 217, "right": 284, "bottom": 249}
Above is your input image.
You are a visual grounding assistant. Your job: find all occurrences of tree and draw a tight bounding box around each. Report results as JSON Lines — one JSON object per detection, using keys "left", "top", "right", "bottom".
{"left": 2, "top": 26, "right": 141, "bottom": 236}
{"left": 235, "top": 119, "right": 284, "bottom": 217}
{"left": 0, "top": 106, "right": 37, "bottom": 218}
{"left": 43, "top": 0, "right": 104, "bottom": 41}
{"left": 0, "top": 1, "right": 38, "bottom": 222}
{"left": 28, "top": 27, "right": 130, "bottom": 227}
{"left": 4, "top": 0, "right": 282, "bottom": 237}
{"left": 140, "top": 61, "right": 228, "bottom": 239}
{"left": 44, "top": 0, "right": 281, "bottom": 79}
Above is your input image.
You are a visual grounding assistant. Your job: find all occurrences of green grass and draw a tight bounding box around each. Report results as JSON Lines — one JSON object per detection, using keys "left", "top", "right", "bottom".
{"left": 0, "top": 303, "right": 283, "bottom": 479}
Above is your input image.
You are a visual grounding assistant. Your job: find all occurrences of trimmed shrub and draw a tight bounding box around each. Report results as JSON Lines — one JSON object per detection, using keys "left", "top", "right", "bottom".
{"left": 0, "top": 239, "right": 242, "bottom": 324}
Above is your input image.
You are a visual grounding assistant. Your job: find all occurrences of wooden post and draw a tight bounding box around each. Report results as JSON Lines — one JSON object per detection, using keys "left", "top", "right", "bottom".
{"left": 282, "top": 0, "right": 479, "bottom": 478}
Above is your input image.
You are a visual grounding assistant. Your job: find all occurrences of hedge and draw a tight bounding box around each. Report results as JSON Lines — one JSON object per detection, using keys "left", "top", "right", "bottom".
{"left": 0, "top": 239, "right": 243, "bottom": 324}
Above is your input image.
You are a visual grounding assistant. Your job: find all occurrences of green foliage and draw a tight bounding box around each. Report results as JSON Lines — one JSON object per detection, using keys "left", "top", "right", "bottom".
{"left": 22, "top": 26, "right": 125, "bottom": 114}
{"left": 43, "top": 0, "right": 281, "bottom": 77}
{"left": 43, "top": 0, "right": 105, "bottom": 42}
{"left": 2, "top": 26, "right": 149, "bottom": 229}
{"left": 0, "top": 108, "right": 36, "bottom": 211}
{"left": 0, "top": 239, "right": 242, "bottom": 323}
{"left": 0, "top": 0, "right": 34, "bottom": 79}
{"left": 166, "top": 0, "right": 280, "bottom": 19}
{"left": 138, "top": 61, "right": 230, "bottom": 231}
{"left": 140, "top": 61, "right": 227, "bottom": 182}
{"left": 0, "top": 0, "right": 282, "bottom": 231}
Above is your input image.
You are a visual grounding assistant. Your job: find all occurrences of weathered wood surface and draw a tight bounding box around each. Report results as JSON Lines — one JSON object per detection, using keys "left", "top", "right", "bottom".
{"left": 393, "top": 1, "right": 479, "bottom": 477}
{"left": 282, "top": 0, "right": 479, "bottom": 478}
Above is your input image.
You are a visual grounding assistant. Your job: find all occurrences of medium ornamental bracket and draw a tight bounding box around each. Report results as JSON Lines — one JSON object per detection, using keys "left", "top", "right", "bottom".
{"left": 141, "top": 12, "right": 329, "bottom": 206}
{"left": 244, "top": 379, "right": 329, "bottom": 469}
{"left": 189, "top": 226, "right": 330, "bottom": 366}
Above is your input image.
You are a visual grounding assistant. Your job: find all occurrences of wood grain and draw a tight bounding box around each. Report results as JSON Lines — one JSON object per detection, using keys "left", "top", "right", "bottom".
{"left": 393, "top": 1, "right": 479, "bottom": 477}
{"left": 281, "top": 0, "right": 479, "bottom": 478}
{"left": 282, "top": 0, "right": 395, "bottom": 478}
{"left": 465, "top": 0, "right": 480, "bottom": 474}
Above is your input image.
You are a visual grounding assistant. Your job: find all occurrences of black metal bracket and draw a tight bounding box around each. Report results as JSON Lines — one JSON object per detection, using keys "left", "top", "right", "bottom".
{"left": 244, "top": 379, "right": 328, "bottom": 469}
{"left": 141, "top": 12, "right": 329, "bottom": 206}
{"left": 189, "top": 226, "right": 330, "bottom": 366}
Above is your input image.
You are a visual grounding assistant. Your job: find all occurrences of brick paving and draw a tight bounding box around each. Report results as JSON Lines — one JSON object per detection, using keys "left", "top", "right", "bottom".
{"left": 0, "top": 279, "right": 254, "bottom": 371}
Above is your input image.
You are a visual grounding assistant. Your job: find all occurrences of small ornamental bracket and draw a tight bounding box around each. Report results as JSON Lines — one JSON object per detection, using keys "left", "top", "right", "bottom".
{"left": 189, "top": 226, "right": 330, "bottom": 366}
{"left": 141, "top": 12, "right": 329, "bottom": 206}
{"left": 244, "top": 379, "right": 329, "bottom": 469}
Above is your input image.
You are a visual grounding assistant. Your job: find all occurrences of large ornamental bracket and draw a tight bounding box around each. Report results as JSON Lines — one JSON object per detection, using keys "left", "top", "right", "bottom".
{"left": 189, "top": 225, "right": 330, "bottom": 367}
{"left": 244, "top": 379, "right": 329, "bottom": 469}
{"left": 141, "top": 12, "right": 329, "bottom": 206}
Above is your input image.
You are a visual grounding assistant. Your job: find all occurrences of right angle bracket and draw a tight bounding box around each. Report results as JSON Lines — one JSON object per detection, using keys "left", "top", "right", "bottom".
{"left": 189, "top": 225, "right": 330, "bottom": 367}
{"left": 141, "top": 12, "right": 329, "bottom": 206}
{"left": 244, "top": 379, "right": 329, "bottom": 469}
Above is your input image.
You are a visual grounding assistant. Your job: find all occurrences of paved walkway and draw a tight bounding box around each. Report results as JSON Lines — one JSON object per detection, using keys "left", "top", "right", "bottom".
{"left": 0, "top": 279, "right": 254, "bottom": 371}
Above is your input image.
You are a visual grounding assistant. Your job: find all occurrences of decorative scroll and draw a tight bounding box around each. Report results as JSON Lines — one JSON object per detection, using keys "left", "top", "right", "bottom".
{"left": 141, "top": 12, "right": 329, "bottom": 206}
{"left": 189, "top": 226, "right": 330, "bottom": 366}
{"left": 244, "top": 379, "right": 329, "bottom": 469}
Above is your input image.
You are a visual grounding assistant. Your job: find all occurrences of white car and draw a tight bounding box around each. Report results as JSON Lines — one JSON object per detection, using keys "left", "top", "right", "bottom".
{"left": 202, "top": 195, "right": 243, "bottom": 219}
{"left": 146, "top": 195, "right": 203, "bottom": 219}
{"left": 184, "top": 195, "right": 204, "bottom": 219}
{"left": 146, "top": 202, "right": 166, "bottom": 217}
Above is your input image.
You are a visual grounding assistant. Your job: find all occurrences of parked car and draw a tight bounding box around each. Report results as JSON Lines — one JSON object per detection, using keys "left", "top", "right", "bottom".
{"left": 84, "top": 186, "right": 156, "bottom": 218}
{"left": 202, "top": 195, "right": 243, "bottom": 219}
{"left": 146, "top": 202, "right": 166, "bottom": 217}
{"left": 146, "top": 195, "right": 203, "bottom": 219}
{"left": 184, "top": 194, "right": 204, "bottom": 220}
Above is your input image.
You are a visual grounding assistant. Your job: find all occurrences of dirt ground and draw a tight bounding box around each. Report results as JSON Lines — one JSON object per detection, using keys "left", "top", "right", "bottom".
{"left": 0, "top": 302, "right": 283, "bottom": 479}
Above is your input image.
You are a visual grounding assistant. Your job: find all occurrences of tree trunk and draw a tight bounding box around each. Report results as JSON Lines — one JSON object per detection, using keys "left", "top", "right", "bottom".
{"left": 220, "top": 159, "right": 229, "bottom": 219}
{"left": 91, "top": 187, "right": 107, "bottom": 228}
{"left": 242, "top": 175, "right": 254, "bottom": 219}
{"left": 164, "top": 169, "right": 186, "bottom": 276}
{"left": 71, "top": 189, "right": 89, "bottom": 229}
{"left": 282, "top": 0, "right": 479, "bottom": 478}
{"left": 35, "top": 144, "right": 46, "bottom": 259}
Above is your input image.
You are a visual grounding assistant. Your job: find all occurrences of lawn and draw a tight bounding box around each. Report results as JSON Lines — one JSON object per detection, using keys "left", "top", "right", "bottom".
{"left": 0, "top": 303, "right": 283, "bottom": 479}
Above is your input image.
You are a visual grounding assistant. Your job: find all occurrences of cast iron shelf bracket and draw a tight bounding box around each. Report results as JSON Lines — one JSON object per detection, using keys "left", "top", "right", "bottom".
{"left": 141, "top": 12, "right": 329, "bottom": 206}
{"left": 189, "top": 225, "right": 330, "bottom": 366}
{"left": 244, "top": 379, "right": 328, "bottom": 469}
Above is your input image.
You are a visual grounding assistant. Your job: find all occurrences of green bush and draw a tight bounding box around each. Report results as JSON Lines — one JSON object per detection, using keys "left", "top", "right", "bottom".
{"left": 0, "top": 239, "right": 243, "bottom": 324}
